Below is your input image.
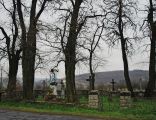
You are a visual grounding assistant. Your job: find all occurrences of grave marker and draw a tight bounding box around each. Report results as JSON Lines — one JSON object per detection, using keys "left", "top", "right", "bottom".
{"left": 110, "top": 79, "right": 116, "bottom": 91}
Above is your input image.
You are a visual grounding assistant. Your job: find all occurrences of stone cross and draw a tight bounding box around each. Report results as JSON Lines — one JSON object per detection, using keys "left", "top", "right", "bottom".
{"left": 110, "top": 79, "right": 116, "bottom": 91}
{"left": 86, "top": 76, "right": 92, "bottom": 90}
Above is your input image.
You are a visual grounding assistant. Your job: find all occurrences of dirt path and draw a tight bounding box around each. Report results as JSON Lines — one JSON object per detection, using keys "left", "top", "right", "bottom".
{"left": 0, "top": 109, "right": 103, "bottom": 120}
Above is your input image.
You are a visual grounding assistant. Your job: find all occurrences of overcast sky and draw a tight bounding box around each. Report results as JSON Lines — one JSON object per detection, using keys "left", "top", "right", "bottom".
{"left": 34, "top": 0, "right": 149, "bottom": 79}
{"left": 0, "top": 0, "right": 149, "bottom": 80}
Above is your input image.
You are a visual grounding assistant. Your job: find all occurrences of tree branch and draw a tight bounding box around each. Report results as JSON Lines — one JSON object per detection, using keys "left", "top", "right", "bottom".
{"left": 35, "top": 0, "right": 48, "bottom": 22}
{"left": 70, "top": 0, "right": 75, "bottom": 7}
{"left": 17, "top": 0, "right": 27, "bottom": 46}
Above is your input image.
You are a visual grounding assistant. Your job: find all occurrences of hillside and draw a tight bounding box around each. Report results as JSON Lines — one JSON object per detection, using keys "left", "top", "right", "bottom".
{"left": 75, "top": 70, "right": 149, "bottom": 85}
{"left": 1, "top": 70, "right": 147, "bottom": 89}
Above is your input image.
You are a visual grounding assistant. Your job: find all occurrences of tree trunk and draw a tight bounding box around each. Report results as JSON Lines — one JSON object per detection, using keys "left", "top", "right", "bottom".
{"left": 7, "top": 59, "right": 18, "bottom": 98}
{"left": 65, "top": 59, "right": 77, "bottom": 102}
{"left": 7, "top": 73, "right": 17, "bottom": 98}
{"left": 144, "top": 25, "right": 156, "bottom": 97}
{"left": 22, "top": 28, "right": 36, "bottom": 100}
{"left": 7, "top": 50, "right": 20, "bottom": 99}
{"left": 90, "top": 73, "right": 95, "bottom": 90}
{"left": 65, "top": 28, "right": 77, "bottom": 102}
{"left": 118, "top": 0, "right": 134, "bottom": 96}
{"left": 64, "top": 0, "right": 83, "bottom": 103}
{"left": 144, "top": 0, "right": 156, "bottom": 97}
{"left": 17, "top": 0, "right": 47, "bottom": 100}
{"left": 120, "top": 41, "right": 134, "bottom": 96}
{"left": 89, "top": 52, "right": 95, "bottom": 90}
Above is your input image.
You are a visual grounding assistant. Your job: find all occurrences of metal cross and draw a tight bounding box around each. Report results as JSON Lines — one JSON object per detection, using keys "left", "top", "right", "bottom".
{"left": 110, "top": 79, "right": 116, "bottom": 91}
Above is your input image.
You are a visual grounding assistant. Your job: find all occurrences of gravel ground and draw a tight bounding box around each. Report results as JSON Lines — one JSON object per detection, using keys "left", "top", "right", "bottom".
{"left": 0, "top": 109, "right": 102, "bottom": 120}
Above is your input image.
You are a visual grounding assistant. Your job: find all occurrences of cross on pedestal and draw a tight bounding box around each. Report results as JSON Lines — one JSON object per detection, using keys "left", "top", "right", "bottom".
{"left": 110, "top": 79, "right": 116, "bottom": 91}
{"left": 86, "top": 76, "right": 92, "bottom": 90}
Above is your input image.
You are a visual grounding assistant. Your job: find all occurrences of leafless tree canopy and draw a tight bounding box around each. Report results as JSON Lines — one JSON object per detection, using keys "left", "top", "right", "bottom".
{"left": 0, "top": 0, "right": 155, "bottom": 100}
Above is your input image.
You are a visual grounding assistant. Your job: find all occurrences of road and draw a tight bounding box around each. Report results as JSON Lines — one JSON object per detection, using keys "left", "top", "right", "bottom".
{"left": 0, "top": 109, "right": 103, "bottom": 120}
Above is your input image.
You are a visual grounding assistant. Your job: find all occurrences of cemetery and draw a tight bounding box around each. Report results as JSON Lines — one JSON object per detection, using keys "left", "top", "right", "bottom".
{"left": 0, "top": 0, "right": 156, "bottom": 119}
{"left": 0, "top": 67, "right": 155, "bottom": 120}
{"left": 0, "top": 78, "right": 156, "bottom": 120}
{"left": 0, "top": 94, "right": 156, "bottom": 120}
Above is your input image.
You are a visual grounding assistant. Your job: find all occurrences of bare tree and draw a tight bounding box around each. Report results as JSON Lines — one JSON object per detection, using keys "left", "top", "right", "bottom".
{"left": 0, "top": 0, "right": 22, "bottom": 98}
{"left": 102, "top": 0, "right": 138, "bottom": 96}
{"left": 16, "top": 0, "right": 51, "bottom": 100}
{"left": 63, "top": 0, "right": 83, "bottom": 102}
{"left": 144, "top": 0, "right": 156, "bottom": 97}
{"left": 78, "top": 22, "right": 105, "bottom": 90}
{"left": 48, "top": 0, "right": 104, "bottom": 102}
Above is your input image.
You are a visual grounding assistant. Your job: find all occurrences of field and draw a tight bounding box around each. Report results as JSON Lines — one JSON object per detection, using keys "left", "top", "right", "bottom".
{"left": 0, "top": 96, "right": 155, "bottom": 120}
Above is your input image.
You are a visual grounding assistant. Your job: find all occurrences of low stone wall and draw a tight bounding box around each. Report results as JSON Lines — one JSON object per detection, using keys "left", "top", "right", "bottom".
{"left": 88, "top": 90, "right": 103, "bottom": 111}
{"left": 120, "top": 91, "right": 131, "bottom": 108}
{"left": 88, "top": 93, "right": 99, "bottom": 108}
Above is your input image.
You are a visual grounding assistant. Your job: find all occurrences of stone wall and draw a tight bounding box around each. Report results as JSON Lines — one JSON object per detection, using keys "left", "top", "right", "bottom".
{"left": 120, "top": 91, "right": 131, "bottom": 108}
{"left": 88, "top": 90, "right": 99, "bottom": 109}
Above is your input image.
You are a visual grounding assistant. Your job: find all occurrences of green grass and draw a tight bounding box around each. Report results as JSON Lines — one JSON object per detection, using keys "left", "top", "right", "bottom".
{"left": 0, "top": 97, "right": 156, "bottom": 120}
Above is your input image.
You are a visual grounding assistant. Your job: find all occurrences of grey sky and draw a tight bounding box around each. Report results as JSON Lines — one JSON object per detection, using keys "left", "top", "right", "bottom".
{"left": 0, "top": 0, "right": 149, "bottom": 79}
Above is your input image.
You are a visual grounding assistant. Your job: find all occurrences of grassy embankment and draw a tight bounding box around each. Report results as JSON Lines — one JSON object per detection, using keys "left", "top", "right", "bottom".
{"left": 0, "top": 97, "right": 155, "bottom": 120}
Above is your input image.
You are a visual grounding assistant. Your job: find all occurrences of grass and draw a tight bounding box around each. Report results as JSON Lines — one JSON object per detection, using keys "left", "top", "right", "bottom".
{"left": 0, "top": 96, "right": 156, "bottom": 120}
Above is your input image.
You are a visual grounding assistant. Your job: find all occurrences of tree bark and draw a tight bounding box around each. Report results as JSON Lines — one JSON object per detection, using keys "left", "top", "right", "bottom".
{"left": 145, "top": 38, "right": 155, "bottom": 97}
{"left": 0, "top": 24, "right": 21, "bottom": 100}
{"left": 64, "top": 0, "right": 83, "bottom": 103}
{"left": 120, "top": 41, "right": 134, "bottom": 96}
{"left": 88, "top": 25, "right": 104, "bottom": 91}
{"left": 65, "top": 59, "right": 77, "bottom": 102}
{"left": 22, "top": 0, "right": 37, "bottom": 100}
{"left": 118, "top": 0, "right": 134, "bottom": 96}
{"left": 144, "top": 0, "right": 156, "bottom": 97}
{"left": 22, "top": 27, "right": 36, "bottom": 100}
{"left": 17, "top": 0, "right": 47, "bottom": 100}
{"left": 89, "top": 52, "right": 95, "bottom": 90}
{"left": 7, "top": 51, "right": 20, "bottom": 98}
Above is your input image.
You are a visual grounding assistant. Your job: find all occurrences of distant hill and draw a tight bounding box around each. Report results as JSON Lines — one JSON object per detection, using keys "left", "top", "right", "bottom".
{"left": 33, "top": 70, "right": 149, "bottom": 89}
{"left": 75, "top": 70, "right": 149, "bottom": 85}
{"left": 1, "top": 70, "right": 148, "bottom": 90}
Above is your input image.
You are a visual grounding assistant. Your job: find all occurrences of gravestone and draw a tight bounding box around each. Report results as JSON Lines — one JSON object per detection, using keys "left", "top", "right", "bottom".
{"left": 110, "top": 79, "right": 116, "bottom": 91}
{"left": 88, "top": 90, "right": 103, "bottom": 111}
{"left": 120, "top": 91, "right": 131, "bottom": 108}
{"left": 86, "top": 76, "right": 92, "bottom": 90}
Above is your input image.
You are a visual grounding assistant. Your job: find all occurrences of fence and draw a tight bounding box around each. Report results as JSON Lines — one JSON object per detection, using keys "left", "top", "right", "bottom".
{"left": 0, "top": 89, "right": 156, "bottom": 112}
{"left": 1, "top": 89, "right": 156, "bottom": 100}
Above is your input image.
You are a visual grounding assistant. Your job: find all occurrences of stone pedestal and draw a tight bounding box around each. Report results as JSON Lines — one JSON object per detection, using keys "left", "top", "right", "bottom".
{"left": 120, "top": 91, "right": 131, "bottom": 108}
{"left": 88, "top": 90, "right": 103, "bottom": 110}
{"left": 49, "top": 84, "right": 57, "bottom": 96}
